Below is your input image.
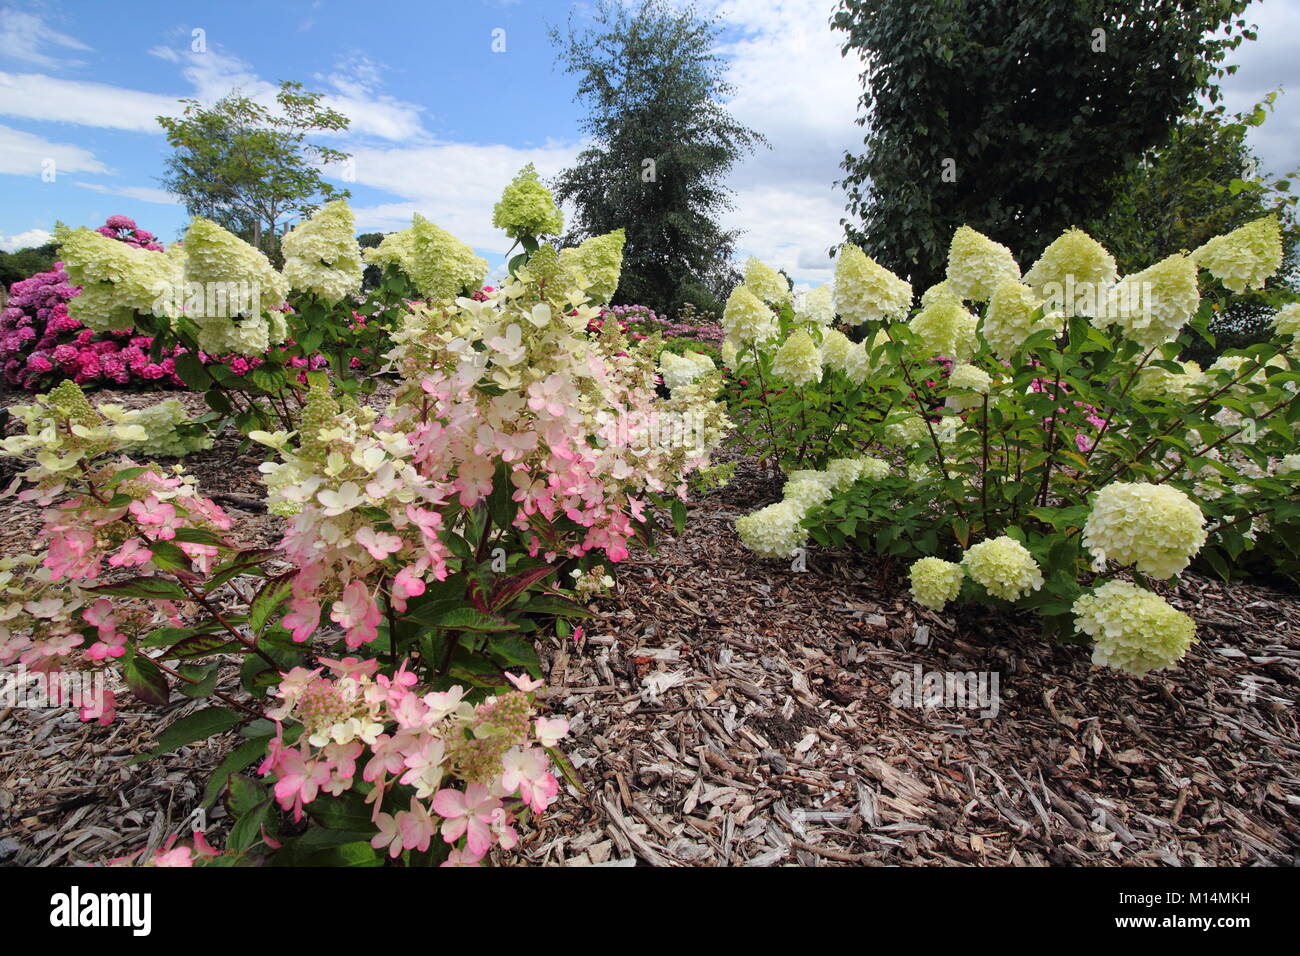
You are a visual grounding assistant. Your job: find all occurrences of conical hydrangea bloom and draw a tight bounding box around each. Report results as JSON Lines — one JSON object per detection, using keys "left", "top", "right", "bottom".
{"left": 795, "top": 284, "right": 834, "bottom": 325}
{"left": 558, "top": 229, "right": 626, "bottom": 306}
{"left": 982, "top": 279, "right": 1054, "bottom": 359}
{"left": 1191, "top": 216, "right": 1282, "bottom": 293}
{"left": 181, "top": 218, "right": 291, "bottom": 356}
{"left": 364, "top": 214, "right": 488, "bottom": 302}
{"left": 945, "top": 226, "right": 1020, "bottom": 303}
{"left": 743, "top": 257, "right": 792, "bottom": 305}
{"left": 56, "top": 224, "right": 185, "bottom": 331}
{"left": 909, "top": 296, "right": 977, "bottom": 360}
{"left": 1101, "top": 252, "right": 1200, "bottom": 347}
{"left": 833, "top": 243, "right": 912, "bottom": 324}
{"left": 281, "top": 199, "right": 365, "bottom": 303}
{"left": 492, "top": 164, "right": 564, "bottom": 239}
{"left": 771, "top": 328, "right": 822, "bottom": 385}
{"left": 1023, "top": 228, "right": 1117, "bottom": 315}
{"left": 722, "top": 285, "right": 776, "bottom": 346}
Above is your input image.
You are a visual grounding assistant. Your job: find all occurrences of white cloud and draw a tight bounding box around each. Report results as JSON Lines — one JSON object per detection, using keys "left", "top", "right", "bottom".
{"left": 150, "top": 45, "right": 429, "bottom": 142}
{"left": 344, "top": 140, "right": 583, "bottom": 252}
{"left": 1219, "top": 0, "right": 1300, "bottom": 176}
{"left": 701, "top": 0, "right": 865, "bottom": 280}
{"left": 0, "top": 71, "right": 180, "bottom": 131}
{"left": 73, "top": 182, "right": 178, "bottom": 205}
{"left": 0, "top": 8, "right": 90, "bottom": 69}
{"left": 0, "top": 227, "right": 52, "bottom": 252}
{"left": 0, "top": 123, "right": 107, "bottom": 176}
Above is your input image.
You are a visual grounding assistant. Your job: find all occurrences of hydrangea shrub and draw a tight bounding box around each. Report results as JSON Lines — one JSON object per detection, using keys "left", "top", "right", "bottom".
{"left": 730, "top": 218, "right": 1298, "bottom": 675}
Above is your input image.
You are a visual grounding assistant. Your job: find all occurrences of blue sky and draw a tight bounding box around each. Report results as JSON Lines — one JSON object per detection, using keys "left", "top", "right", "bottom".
{"left": 2, "top": 0, "right": 1298, "bottom": 284}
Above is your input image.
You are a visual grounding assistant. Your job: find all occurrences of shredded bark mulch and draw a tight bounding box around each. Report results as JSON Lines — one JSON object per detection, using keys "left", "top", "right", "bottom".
{"left": 0, "top": 393, "right": 1296, "bottom": 867}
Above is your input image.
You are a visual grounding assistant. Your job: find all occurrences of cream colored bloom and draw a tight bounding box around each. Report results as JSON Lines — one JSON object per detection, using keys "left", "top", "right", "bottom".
{"left": 743, "top": 257, "right": 792, "bottom": 305}
{"left": 909, "top": 557, "right": 964, "bottom": 610}
{"left": 833, "top": 244, "right": 912, "bottom": 324}
{"left": 945, "top": 226, "right": 1020, "bottom": 302}
{"left": 961, "top": 536, "right": 1043, "bottom": 601}
{"left": 1074, "top": 581, "right": 1195, "bottom": 675}
{"left": 1082, "top": 482, "right": 1206, "bottom": 579}
{"left": 1191, "top": 216, "right": 1282, "bottom": 293}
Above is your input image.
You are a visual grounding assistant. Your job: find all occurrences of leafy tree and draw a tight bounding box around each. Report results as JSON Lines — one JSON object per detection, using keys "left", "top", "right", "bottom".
{"left": 0, "top": 242, "right": 58, "bottom": 290}
{"left": 1087, "top": 92, "right": 1299, "bottom": 358}
{"left": 157, "top": 81, "right": 351, "bottom": 263}
{"left": 832, "top": 0, "right": 1255, "bottom": 291}
{"left": 357, "top": 231, "right": 388, "bottom": 292}
{"left": 550, "top": 0, "right": 764, "bottom": 313}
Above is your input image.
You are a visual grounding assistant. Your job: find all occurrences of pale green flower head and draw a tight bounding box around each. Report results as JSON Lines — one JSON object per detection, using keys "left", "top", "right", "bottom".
{"left": 743, "top": 257, "right": 792, "bottom": 305}
{"left": 365, "top": 214, "right": 488, "bottom": 302}
{"left": 282, "top": 199, "right": 365, "bottom": 303}
{"left": 493, "top": 164, "right": 564, "bottom": 239}
{"left": 1082, "top": 482, "right": 1206, "bottom": 579}
{"left": 770, "top": 328, "right": 822, "bottom": 386}
{"left": 909, "top": 296, "right": 977, "bottom": 361}
{"left": 1074, "top": 580, "right": 1195, "bottom": 675}
{"left": 558, "top": 229, "right": 625, "bottom": 306}
{"left": 1102, "top": 252, "right": 1199, "bottom": 347}
{"left": 1191, "top": 216, "right": 1282, "bottom": 294}
{"left": 795, "top": 284, "right": 835, "bottom": 325}
{"left": 722, "top": 284, "right": 776, "bottom": 346}
{"left": 961, "top": 536, "right": 1043, "bottom": 601}
{"left": 735, "top": 499, "right": 808, "bottom": 559}
{"left": 909, "top": 557, "right": 964, "bottom": 610}
{"left": 57, "top": 223, "right": 185, "bottom": 331}
{"left": 1023, "top": 228, "right": 1117, "bottom": 314}
{"left": 982, "top": 279, "right": 1054, "bottom": 359}
{"left": 1273, "top": 302, "right": 1300, "bottom": 339}
{"left": 833, "top": 243, "right": 912, "bottom": 325}
{"left": 945, "top": 225, "right": 1020, "bottom": 303}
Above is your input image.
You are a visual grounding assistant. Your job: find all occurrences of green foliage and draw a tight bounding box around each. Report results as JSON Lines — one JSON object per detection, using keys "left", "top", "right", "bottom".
{"left": 1087, "top": 94, "right": 1300, "bottom": 361}
{"left": 0, "top": 242, "right": 58, "bottom": 289}
{"left": 157, "top": 80, "right": 352, "bottom": 262}
{"left": 550, "top": 0, "right": 764, "bottom": 313}
{"left": 832, "top": 0, "right": 1256, "bottom": 291}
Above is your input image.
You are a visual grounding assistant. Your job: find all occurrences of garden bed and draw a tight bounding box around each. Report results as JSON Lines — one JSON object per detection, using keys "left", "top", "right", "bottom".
{"left": 2, "top": 439, "right": 1295, "bottom": 867}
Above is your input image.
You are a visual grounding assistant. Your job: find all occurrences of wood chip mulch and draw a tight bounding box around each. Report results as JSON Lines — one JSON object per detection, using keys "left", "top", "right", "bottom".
{"left": 1, "top": 393, "right": 1297, "bottom": 866}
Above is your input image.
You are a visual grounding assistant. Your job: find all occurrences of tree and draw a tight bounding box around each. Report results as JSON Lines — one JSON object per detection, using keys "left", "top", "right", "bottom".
{"left": 832, "top": 0, "right": 1255, "bottom": 292}
{"left": 550, "top": 0, "right": 764, "bottom": 313}
{"left": 157, "top": 81, "right": 351, "bottom": 263}
{"left": 1089, "top": 93, "right": 1300, "bottom": 358}
{"left": 0, "top": 242, "right": 58, "bottom": 290}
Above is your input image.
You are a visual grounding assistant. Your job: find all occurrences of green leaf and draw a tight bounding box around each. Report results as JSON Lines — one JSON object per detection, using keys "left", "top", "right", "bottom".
{"left": 671, "top": 498, "right": 688, "bottom": 535}
{"left": 250, "top": 577, "right": 292, "bottom": 635}
{"left": 131, "top": 706, "right": 244, "bottom": 764}
{"left": 87, "top": 576, "right": 188, "bottom": 602}
{"left": 124, "top": 654, "right": 170, "bottom": 706}
{"left": 426, "top": 606, "right": 518, "bottom": 632}
{"left": 486, "top": 633, "right": 542, "bottom": 675}
{"left": 173, "top": 351, "right": 214, "bottom": 390}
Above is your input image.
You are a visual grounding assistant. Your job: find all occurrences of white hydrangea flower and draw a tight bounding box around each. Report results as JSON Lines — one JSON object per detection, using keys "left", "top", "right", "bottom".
{"left": 735, "top": 499, "right": 808, "bottom": 559}
{"left": 910, "top": 297, "right": 978, "bottom": 360}
{"left": 743, "top": 257, "right": 792, "bottom": 305}
{"left": 1191, "top": 216, "right": 1282, "bottom": 293}
{"left": 945, "top": 226, "right": 1020, "bottom": 303}
{"left": 961, "top": 536, "right": 1043, "bottom": 601}
{"left": 282, "top": 199, "right": 365, "bottom": 303}
{"left": 1074, "top": 580, "right": 1195, "bottom": 676}
{"left": 982, "top": 279, "right": 1055, "bottom": 358}
{"left": 1082, "top": 482, "right": 1206, "bottom": 579}
{"left": 833, "top": 243, "right": 912, "bottom": 325}
{"left": 909, "top": 557, "right": 964, "bottom": 610}
{"left": 1023, "top": 228, "right": 1117, "bottom": 316}
{"left": 771, "top": 329, "right": 822, "bottom": 386}
{"left": 795, "top": 284, "right": 835, "bottom": 325}
{"left": 1101, "top": 253, "right": 1200, "bottom": 347}
{"left": 1272, "top": 302, "right": 1300, "bottom": 340}
{"left": 722, "top": 285, "right": 777, "bottom": 346}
